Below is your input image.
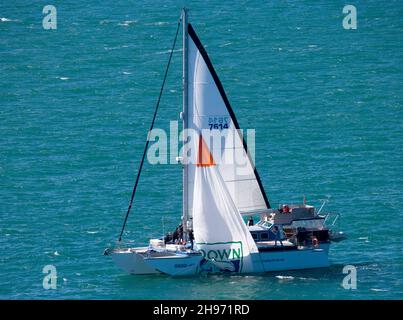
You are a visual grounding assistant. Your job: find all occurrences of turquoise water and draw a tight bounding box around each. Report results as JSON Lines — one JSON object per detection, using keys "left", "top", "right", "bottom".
{"left": 1, "top": 0, "right": 402, "bottom": 299}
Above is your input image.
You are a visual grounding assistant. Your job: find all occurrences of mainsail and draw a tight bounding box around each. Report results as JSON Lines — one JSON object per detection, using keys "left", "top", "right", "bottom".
{"left": 185, "top": 24, "right": 270, "bottom": 219}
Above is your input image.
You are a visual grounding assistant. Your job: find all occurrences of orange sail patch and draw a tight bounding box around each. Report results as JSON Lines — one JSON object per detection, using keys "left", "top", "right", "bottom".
{"left": 197, "top": 135, "right": 215, "bottom": 167}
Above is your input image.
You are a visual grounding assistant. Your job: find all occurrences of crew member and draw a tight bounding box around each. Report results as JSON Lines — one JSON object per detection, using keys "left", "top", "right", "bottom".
{"left": 273, "top": 226, "right": 284, "bottom": 247}
{"left": 188, "top": 229, "right": 195, "bottom": 250}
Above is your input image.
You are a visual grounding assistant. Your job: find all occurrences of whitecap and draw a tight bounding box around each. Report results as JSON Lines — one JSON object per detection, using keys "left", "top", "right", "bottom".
{"left": 155, "top": 48, "right": 183, "bottom": 55}
{"left": 118, "top": 20, "right": 137, "bottom": 27}
{"left": 86, "top": 231, "right": 98, "bottom": 234}
{"left": 370, "top": 288, "right": 388, "bottom": 292}
{"left": 298, "top": 277, "right": 318, "bottom": 281}
{"left": 104, "top": 45, "right": 129, "bottom": 51}
{"left": 1, "top": 18, "right": 13, "bottom": 22}
{"left": 58, "top": 77, "right": 69, "bottom": 80}
{"left": 122, "top": 71, "right": 132, "bottom": 75}
{"left": 153, "top": 21, "right": 169, "bottom": 26}
{"left": 219, "top": 42, "right": 233, "bottom": 48}
{"left": 275, "top": 275, "right": 294, "bottom": 280}
{"left": 54, "top": 251, "right": 60, "bottom": 256}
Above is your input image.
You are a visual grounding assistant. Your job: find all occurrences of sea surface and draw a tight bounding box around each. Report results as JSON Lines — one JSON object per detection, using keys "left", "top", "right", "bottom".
{"left": 0, "top": 1, "right": 402, "bottom": 299}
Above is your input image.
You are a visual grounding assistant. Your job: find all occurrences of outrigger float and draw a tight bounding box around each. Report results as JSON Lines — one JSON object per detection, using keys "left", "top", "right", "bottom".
{"left": 105, "top": 9, "right": 346, "bottom": 276}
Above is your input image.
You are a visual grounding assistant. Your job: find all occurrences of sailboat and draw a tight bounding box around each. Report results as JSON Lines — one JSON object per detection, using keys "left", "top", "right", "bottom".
{"left": 105, "top": 9, "right": 346, "bottom": 276}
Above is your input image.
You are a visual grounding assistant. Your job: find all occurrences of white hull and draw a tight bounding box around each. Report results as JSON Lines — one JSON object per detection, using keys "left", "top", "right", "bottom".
{"left": 145, "top": 253, "right": 204, "bottom": 276}
{"left": 111, "top": 244, "right": 330, "bottom": 276}
{"left": 111, "top": 247, "right": 159, "bottom": 275}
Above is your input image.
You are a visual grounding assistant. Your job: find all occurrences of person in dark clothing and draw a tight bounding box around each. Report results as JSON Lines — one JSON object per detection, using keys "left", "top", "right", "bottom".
{"left": 247, "top": 216, "right": 254, "bottom": 226}
{"left": 177, "top": 224, "right": 183, "bottom": 243}
{"left": 273, "top": 226, "right": 283, "bottom": 247}
{"left": 172, "top": 229, "right": 179, "bottom": 243}
{"left": 164, "top": 232, "right": 173, "bottom": 244}
{"left": 188, "top": 229, "right": 195, "bottom": 250}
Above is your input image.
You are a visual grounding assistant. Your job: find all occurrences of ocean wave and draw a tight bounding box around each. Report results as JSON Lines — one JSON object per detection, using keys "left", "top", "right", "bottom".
{"left": 145, "top": 21, "right": 170, "bottom": 26}
{"left": 298, "top": 277, "right": 318, "bottom": 281}
{"left": 275, "top": 275, "right": 294, "bottom": 280}
{"left": 219, "top": 42, "right": 233, "bottom": 48}
{"left": 155, "top": 48, "right": 182, "bottom": 55}
{"left": 117, "top": 20, "right": 137, "bottom": 27}
{"left": 104, "top": 45, "right": 130, "bottom": 51}
{"left": 1, "top": 17, "right": 18, "bottom": 22}
{"left": 370, "top": 288, "right": 388, "bottom": 292}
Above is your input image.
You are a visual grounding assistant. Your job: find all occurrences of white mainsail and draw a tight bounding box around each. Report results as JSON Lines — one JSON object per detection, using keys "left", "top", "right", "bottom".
{"left": 185, "top": 24, "right": 270, "bottom": 220}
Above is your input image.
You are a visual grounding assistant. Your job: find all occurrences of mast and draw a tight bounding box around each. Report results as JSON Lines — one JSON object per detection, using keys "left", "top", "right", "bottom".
{"left": 182, "top": 8, "right": 189, "bottom": 239}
